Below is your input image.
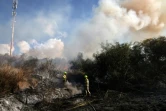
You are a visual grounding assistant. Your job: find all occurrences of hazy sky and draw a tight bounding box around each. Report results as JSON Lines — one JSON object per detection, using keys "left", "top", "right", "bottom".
{"left": 0, "top": 0, "right": 98, "bottom": 56}
{"left": 0, "top": 0, "right": 166, "bottom": 59}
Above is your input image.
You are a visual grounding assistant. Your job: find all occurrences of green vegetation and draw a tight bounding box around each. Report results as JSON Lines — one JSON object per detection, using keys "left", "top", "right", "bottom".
{"left": 70, "top": 36, "right": 166, "bottom": 92}
{"left": 0, "top": 36, "right": 166, "bottom": 95}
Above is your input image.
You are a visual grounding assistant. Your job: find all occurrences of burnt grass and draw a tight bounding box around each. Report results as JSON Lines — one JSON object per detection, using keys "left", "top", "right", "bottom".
{"left": 33, "top": 89, "right": 166, "bottom": 111}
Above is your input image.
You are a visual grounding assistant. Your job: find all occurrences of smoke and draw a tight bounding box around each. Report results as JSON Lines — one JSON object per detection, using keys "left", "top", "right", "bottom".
{"left": 17, "top": 38, "right": 64, "bottom": 59}
{"left": 122, "top": 0, "right": 166, "bottom": 32}
{"left": 17, "top": 41, "right": 30, "bottom": 53}
{"left": 2, "top": 0, "right": 166, "bottom": 59}
{"left": 0, "top": 44, "right": 10, "bottom": 55}
{"left": 64, "top": 0, "right": 166, "bottom": 59}
{"left": 65, "top": 81, "right": 82, "bottom": 95}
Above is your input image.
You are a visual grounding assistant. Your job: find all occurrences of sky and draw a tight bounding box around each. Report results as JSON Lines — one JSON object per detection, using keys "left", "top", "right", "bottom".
{"left": 0, "top": 0, "right": 98, "bottom": 57}
{"left": 0, "top": 0, "right": 166, "bottom": 59}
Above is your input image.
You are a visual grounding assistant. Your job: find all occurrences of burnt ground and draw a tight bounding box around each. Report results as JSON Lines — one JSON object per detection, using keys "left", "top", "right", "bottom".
{"left": 33, "top": 89, "right": 166, "bottom": 111}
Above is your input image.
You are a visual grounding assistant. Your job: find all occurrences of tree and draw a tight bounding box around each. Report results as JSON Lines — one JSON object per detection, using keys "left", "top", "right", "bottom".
{"left": 141, "top": 37, "right": 166, "bottom": 84}
{"left": 70, "top": 52, "right": 84, "bottom": 71}
{"left": 93, "top": 42, "right": 131, "bottom": 90}
{"left": 69, "top": 36, "right": 166, "bottom": 92}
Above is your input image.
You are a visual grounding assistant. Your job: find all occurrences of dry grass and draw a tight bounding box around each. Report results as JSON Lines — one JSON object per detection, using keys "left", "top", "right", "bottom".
{"left": 0, "top": 65, "right": 24, "bottom": 94}
{"left": 17, "top": 81, "right": 31, "bottom": 91}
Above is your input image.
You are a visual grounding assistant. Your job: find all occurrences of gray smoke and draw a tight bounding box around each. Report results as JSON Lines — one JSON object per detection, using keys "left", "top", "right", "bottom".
{"left": 64, "top": 0, "right": 166, "bottom": 59}
{"left": 65, "top": 81, "right": 82, "bottom": 95}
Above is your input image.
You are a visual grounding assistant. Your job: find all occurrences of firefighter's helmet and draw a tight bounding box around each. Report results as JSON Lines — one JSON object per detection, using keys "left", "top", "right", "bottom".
{"left": 84, "top": 75, "right": 88, "bottom": 78}
{"left": 64, "top": 72, "right": 67, "bottom": 75}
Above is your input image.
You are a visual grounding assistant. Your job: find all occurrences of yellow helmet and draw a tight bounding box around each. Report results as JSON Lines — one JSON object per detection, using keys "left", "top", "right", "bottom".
{"left": 84, "top": 75, "right": 88, "bottom": 78}
{"left": 64, "top": 72, "right": 67, "bottom": 74}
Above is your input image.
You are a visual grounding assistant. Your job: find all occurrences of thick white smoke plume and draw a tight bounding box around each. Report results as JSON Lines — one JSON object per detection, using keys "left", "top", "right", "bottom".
{"left": 65, "top": 0, "right": 166, "bottom": 58}
{"left": 17, "top": 41, "right": 30, "bottom": 53}
{"left": 8, "top": 0, "right": 166, "bottom": 59}
{"left": 122, "top": 0, "right": 166, "bottom": 32}
{"left": 18, "top": 38, "right": 64, "bottom": 59}
{"left": 0, "top": 44, "right": 10, "bottom": 55}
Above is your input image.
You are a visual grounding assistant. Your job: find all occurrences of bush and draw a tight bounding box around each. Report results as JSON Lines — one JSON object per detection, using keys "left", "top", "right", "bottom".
{"left": 0, "top": 65, "right": 24, "bottom": 94}
{"left": 69, "top": 36, "right": 166, "bottom": 92}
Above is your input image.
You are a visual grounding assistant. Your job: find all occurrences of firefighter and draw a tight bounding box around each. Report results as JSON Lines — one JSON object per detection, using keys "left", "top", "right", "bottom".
{"left": 63, "top": 72, "right": 67, "bottom": 83}
{"left": 84, "top": 75, "right": 91, "bottom": 96}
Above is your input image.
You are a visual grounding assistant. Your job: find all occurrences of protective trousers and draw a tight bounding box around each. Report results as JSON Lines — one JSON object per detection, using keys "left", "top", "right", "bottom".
{"left": 85, "top": 79, "right": 91, "bottom": 96}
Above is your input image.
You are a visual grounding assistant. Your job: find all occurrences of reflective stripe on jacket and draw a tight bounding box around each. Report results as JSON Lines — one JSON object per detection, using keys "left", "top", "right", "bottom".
{"left": 63, "top": 75, "right": 67, "bottom": 82}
